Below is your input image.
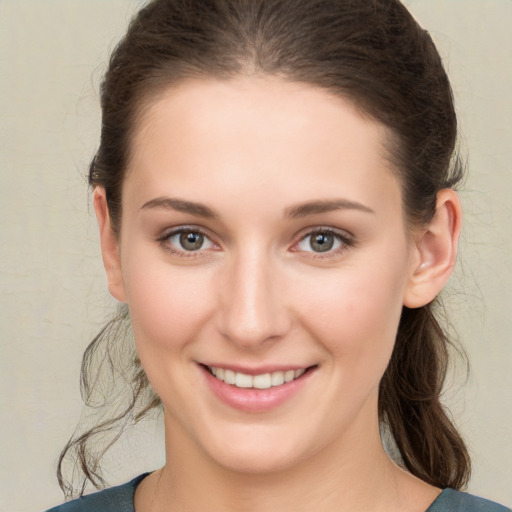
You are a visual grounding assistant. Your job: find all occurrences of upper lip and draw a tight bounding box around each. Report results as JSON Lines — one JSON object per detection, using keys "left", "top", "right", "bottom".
{"left": 200, "top": 363, "right": 315, "bottom": 375}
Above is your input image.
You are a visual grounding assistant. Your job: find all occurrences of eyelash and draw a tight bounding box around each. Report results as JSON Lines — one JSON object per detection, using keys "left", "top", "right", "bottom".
{"left": 292, "top": 227, "right": 355, "bottom": 259}
{"left": 156, "top": 226, "right": 216, "bottom": 258}
{"left": 156, "top": 226, "right": 355, "bottom": 259}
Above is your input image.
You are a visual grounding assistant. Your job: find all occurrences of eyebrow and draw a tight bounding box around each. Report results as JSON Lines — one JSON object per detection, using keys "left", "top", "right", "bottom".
{"left": 140, "top": 196, "right": 374, "bottom": 219}
{"left": 285, "top": 199, "right": 375, "bottom": 218}
{"left": 141, "top": 197, "right": 217, "bottom": 218}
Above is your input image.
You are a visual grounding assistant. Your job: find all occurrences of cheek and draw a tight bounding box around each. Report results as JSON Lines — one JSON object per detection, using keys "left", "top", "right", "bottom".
{"left": 120, "top": 247, "right": 216, "bottom": 353}
{"left": 295, "top": 253, "right": 408, "bottom": 378}
{"left": 122, "top": 255, "right": 219, "bottom": 410}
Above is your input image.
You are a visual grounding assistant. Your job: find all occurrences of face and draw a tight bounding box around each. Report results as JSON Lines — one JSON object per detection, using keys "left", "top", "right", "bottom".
{"left": 110, "top": 77, "right": 420, "bottom": 473}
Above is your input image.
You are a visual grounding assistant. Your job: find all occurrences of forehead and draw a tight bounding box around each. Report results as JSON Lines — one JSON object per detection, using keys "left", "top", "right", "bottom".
{"left": 125, "top": 77, "right": 402, "bottom": 218}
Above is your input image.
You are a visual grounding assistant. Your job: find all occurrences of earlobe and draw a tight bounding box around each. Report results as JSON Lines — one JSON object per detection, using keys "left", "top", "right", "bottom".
{"left": 93, "top": 187, "right": 127, "bottom": 303}
{"left": 403, "top": 189, "right": 462, "bottom": 308}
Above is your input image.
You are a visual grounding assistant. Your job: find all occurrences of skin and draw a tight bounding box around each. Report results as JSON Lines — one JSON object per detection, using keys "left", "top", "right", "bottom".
{"left": 95, "top": 77, "right": 462, "bottom": 512}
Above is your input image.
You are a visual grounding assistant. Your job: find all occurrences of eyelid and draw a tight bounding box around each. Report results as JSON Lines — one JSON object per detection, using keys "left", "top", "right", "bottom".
{"left": 292, "top": 225, "right": 354, "bottom": 244}
{"left": 155, "top": 224, "right": 355, "bottom": 259}
{"left": 156, "top": 225, "right": 219, "bottom": 257}
{"left": 290, "top": 226, "right": 355, "bottom": 257}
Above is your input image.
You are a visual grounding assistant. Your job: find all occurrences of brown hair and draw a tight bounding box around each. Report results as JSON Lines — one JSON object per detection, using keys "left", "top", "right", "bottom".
{"left": 58, "top": 0, "right": 470, "bottom": 496}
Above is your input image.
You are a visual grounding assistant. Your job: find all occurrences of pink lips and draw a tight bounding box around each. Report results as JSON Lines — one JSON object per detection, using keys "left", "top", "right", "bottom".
{"left": 200, "top": 364, "right": 315, "bottom": 412}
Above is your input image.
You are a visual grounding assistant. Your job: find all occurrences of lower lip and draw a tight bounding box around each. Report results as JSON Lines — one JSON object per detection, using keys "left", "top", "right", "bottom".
{"left": 201, "top": 366, "right": 315, "bottom": 413}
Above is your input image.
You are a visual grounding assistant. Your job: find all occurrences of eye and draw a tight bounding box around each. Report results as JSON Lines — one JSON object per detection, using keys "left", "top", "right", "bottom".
{"left": 159, "top": 227, "right": 215, "bottom": 254}
{"left": 296, "top": 229, "right": 352, "bottom": 255}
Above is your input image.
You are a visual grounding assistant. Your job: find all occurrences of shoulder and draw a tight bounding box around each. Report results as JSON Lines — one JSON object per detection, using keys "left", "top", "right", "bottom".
{"left": 427, "top": 488, "right": 510, "bottom": 512}
{"left": 44, "top": 474, "right": 149, "bottom": 512}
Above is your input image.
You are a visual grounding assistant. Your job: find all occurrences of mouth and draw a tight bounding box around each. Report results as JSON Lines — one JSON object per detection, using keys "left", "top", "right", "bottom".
{"left": 200, "top": 363, "right": 317, "bottom": 412}
{"left": 204, "top": 365, "right": 313, "bottom": 390}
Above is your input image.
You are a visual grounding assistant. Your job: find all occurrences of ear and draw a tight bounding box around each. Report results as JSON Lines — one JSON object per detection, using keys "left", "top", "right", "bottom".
{"left": 93, "top": 187, "right": 127, "bottom": 303}
{"left": 403, "top": 189, "right": 462, "bottom": 308}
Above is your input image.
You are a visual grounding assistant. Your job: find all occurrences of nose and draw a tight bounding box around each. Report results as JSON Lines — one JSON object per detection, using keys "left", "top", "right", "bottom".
{"left": 217, "top": 249, "right": 291, "bottom": 349}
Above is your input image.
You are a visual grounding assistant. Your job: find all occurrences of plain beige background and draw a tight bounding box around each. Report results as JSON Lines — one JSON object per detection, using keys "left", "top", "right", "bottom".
{"left": 0, "top": 1, "right": 511, "bottom": 510}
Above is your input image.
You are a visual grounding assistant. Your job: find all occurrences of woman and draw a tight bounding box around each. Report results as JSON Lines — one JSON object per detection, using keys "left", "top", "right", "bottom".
{"left": 48, "top": 0, "right": 509, "bottom": 510}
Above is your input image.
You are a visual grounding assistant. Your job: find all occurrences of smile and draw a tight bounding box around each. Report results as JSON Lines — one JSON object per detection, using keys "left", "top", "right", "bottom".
{"left": 207, "top": 366, "right": 307, "bottom": 389}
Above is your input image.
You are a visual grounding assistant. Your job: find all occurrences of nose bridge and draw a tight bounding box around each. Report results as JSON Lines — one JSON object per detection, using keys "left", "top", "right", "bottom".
{"left": 218, "top": 244, "right": 289, "bottom": 347}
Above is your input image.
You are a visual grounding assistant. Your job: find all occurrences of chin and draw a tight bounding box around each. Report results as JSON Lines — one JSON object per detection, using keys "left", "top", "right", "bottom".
{"left": 210, "top": 443, "right": 304, "bottom": 475}
{"left": 195, "top": 421, "right": 321, "bottom": 475}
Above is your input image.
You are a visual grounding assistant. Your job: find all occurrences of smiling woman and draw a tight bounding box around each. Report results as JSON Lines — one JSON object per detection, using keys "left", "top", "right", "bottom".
{"left": 45, "top": 1, "right": 510, "bottom": 511}
{"left": 101, "top": 80, "right": 417, "bottom": 480}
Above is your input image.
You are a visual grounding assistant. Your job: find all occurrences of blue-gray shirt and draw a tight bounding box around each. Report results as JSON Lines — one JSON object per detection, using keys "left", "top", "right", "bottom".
{"left": 46, "top": 474, "right": 510, "bottom": 512}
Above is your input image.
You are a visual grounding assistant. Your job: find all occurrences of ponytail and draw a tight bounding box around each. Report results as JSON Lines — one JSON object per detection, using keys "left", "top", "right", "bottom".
{"left": 379, "top": 303, "right": 471, "bottom": 489}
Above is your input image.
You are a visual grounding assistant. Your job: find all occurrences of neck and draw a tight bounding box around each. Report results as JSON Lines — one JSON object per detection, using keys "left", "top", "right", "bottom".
{"left": 136, "top": 405, "right": 437, "bottom": 512}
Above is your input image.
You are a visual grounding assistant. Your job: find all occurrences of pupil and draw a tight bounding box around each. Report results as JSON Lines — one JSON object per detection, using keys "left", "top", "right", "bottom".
{"left": 311, "top": 233, "right": 334, "bottom": 252}
{"left": 180, "top": 231, "right": 203, "bottom": 251}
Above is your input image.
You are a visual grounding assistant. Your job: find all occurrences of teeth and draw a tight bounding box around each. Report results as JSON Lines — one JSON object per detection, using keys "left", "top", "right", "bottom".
{"left": 284, "top": 370, "right": 295, "bottom": 383}
{"left": 253, "top": 373, "right": 271, "bottom": 389}
{"left": 208, "top": 366, "right": 307, "bottom": 389}
{"left": 271, "top": 371, "right": 285, "bottom": 387}
{"left": 235, "top": 372, "right": 253, "bottom": 388}
{"left": 224, "top": 369, "right": 236, "bottom": 385}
